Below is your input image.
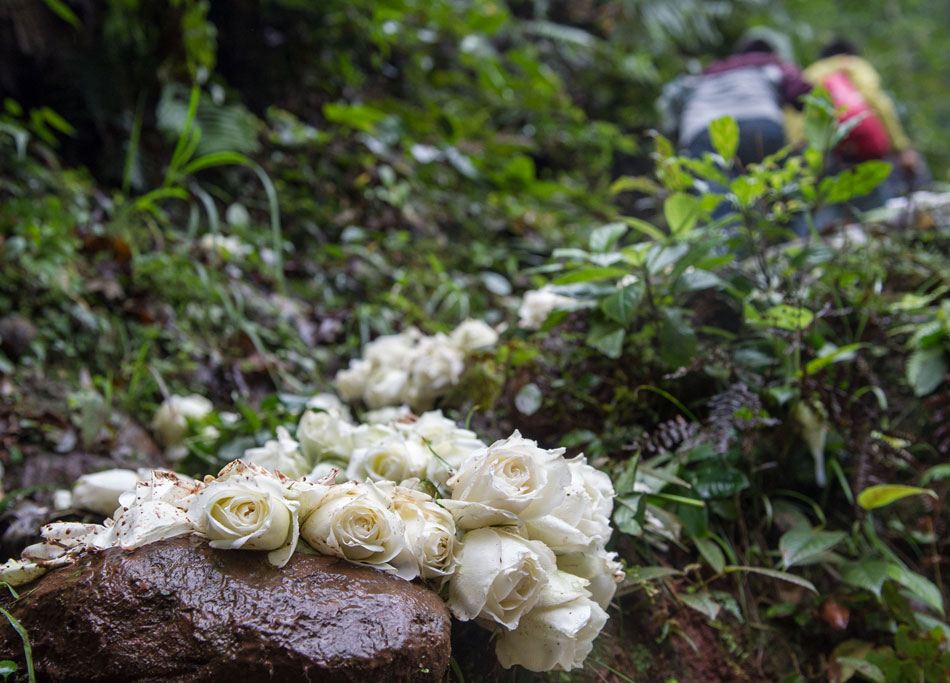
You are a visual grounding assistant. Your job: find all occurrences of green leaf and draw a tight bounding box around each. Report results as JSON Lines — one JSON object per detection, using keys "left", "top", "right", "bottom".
{"left": 906, "top": 348, "right": 947, "bottom": 397}
{"left": 723, "top": 565, "right": 818, "bottom": 593}
{"left": 802, "top": 343, "right": 867, "bottom": 376}
{"left": 834, "top": 658, "right": 885, "bottom": 683}
{"left": 322, "top": 102, "right": 387, "bottom": 133}
{"left": 658, "top": 308, "right": 697, "bottom": 368}
{"left": 586, "top": 322, "right": 625, "bottom": 359}
{"left": 680, "top": 591, "right": 720, "bottom": 620}
{"left": 589, "top": 222, "right": 627, "bottom": 252}
{"left": 182, "top": 151, "right": 251, "bottom": 175}
{"left": 886, "top": 564, "right": 945, "bottom": 616}
{"left": 693, "top": 536, "right": 725, "bottom": 573}
{"left": 708, "top": 116, "right": 739, "bottom": 162}
{"left": 779, "top": 528, "right": 846, "bottom": 569}
{"left": 613, "top": 494, "right": 645, "bottom": 536}
{"left": 622, "top": 216, "right": 667, "bottom": 242}
{"left": 730, "top": 175, "right": 766, "bottom": 207}
{"left": 841, "top": 559, "right": 888, "bottom": 599}
{"left": 921, "top": 464, "right": 950, "bottom": 485}
{"left": 689, "top": 462, "right": 749, "bottom": 500}
{"left": 664, "top": 192, "right": 701, "bottom": 237}
{"left": 745, "top": 303, "right": 814, "bottom": 331}
{"left": 41, "top": 0, "right": 80, "bottom": 28}
{"left": 514, "top": 383, "right": 542, "bottom": 416}
{"left": 819, "top": 160, "right": 892, "bottom": 203}
{"left": 857, "top": 484, "right": 938, "bottom": 510}
{"left": 626, "top": 566, "right": 683, "bottom": 582}
{"left": 601, "top": 282, "right": 642, "bottom": 325}
{"left": 552, "top": 267, "right": 630, "bottom": 285}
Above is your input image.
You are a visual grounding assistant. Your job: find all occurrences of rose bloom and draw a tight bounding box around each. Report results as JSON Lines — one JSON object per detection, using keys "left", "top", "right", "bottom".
{"left": 72, "top": 468, "right": 143, "bottom": 516}
{"left": 364, "top": 368, "right": 411, "bottom": 409}
{"left": 441, "top": 431, "right": 570, "bottom": 530}
{"left": 363, "top": 328, "right": 420, "bottom": 367}
{"left": 406, "top": 336, "right": 465, "bottom": 408}
{"left": 189, "top": 461, "right": 300, "bottom": 567}
{"left": 447, "top": 527, "right": 556, "bottom": 630}
{"left": 297, "top": 408, "right": 355, "bottom": 463}
{"left": 346, "top": 436, "right": 429, "bottom": 483}
{"left": 389, "top": 485, "right": 457, "bottom": 581}
{"left": 299, "top": 481, "right": 414, "bottom": 578}
{"left": 494, "top": 570, "right": 608, "bottom": 672}
{"left": 523, "top": 454, "right": 615, "bottom": 553}
{"left": 556, "top": 549, "right": 625, "bottom": 610}
{"left": 243, "top": 427, "right": 310, "bottom": 479}
{"left": 334, "top": 358, "right": 372, "bottom": 403}
{"left": 517, "top": 286, "right": 575, "bottom": 330}
{"left": 449, "top": 319, "right": 498, "bottom": 353}
{"left": 151, "top": 394, "right": 214, "bottom": 448}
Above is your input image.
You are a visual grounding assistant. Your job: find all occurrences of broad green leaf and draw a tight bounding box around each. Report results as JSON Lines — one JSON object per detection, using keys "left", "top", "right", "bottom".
{"left": 664, "top": 192, "right": 701, "bottom": 237}
{"left": 679, "top": 268, "right": 723, "bottom": 292}
{"left": 610, "top": 175, "right": 660, "bottom": 196}
{"left": 680, "top": 591, "right": 720, "bottom": 620}
{"left": 589, "top": 222, "right": 627, "bottom": 252}
{"left": 834, "top": 658, "right": 885, "bottom": 683}
{"left": 645, "top": 243, "right": 689, "bottom": 275}
{"left": 779, "top": 528, "right": 846, "bottom": 569}
{"left": 708, "top": 116, "right": 739, "bottom": 162}
{"left": 622, "top": 216, "right": 666, "bottom": 242}
{"left": 802, "top": 343, "right": 868, "bottom": 376}
{"left": 613, "top": 494, "right": 645, "bottom": 536}
{"left": 42, "top": 0, "right": 80, "bottom": 27}
{"left": 553, "top": 267, "right": 630, "bottom": 285}
{"left": 921, "top": 464, "right": 950, "bottom": 485}
{"left": 586, "top": 322, "right": 625, "bottom": 359}
{"left": 688, "top": 462, "right": 749, "bottom": 500}
{"left": 857, "top": 484, "right": 938, "bottom": 510}
{"left": 658, "top": 308, "right": 697, "bottom": 368}
{"left": 322, "top": 102, "right": 387, "bottom": 133}
{"left": 841, "top": 559, "right": 888, "bottom": 599}
{"left": 906, "top": 347, "right": 947, "bottom": 397}
{"left": 819, "top": 160, "right": 891, "bottom": 203}
{"left": 745, "top": 303, "right": 814, "bottom": 331}
{"left": 723, "top": 565, "right": 818, "bottom": 593}
{"left": 730, "top": 175, "right": 766, "bottom": 207}
{"left": 182, "top": 151, "right": 251, "bottom": 175}
{"left": 693, "top": 536, "right": 725, "bottom": 573}
{"left": 886, "top": 564, "right": 945, "bottom": 616}
{"left": 514, "top": 383, "right": 542, "bottom": 416}
{"left": 601, "top": 282, "right": 643, "bottom": 325}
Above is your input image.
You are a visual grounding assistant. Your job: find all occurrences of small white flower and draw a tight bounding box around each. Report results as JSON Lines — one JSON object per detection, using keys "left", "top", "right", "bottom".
{"left": 364, "top": 367, "right": 412, "bottom": 409}
{"left": 199, "top": 233, "right": 252, "bottom": 260}
{"left": 407, "top": 336, "right": 465, "bottom": 408}
{"left": 389, "top": 485, "right": 457, "bottom": 581}
{"left": 447, "top": 527, "right": 555, "bottom": 630}
{"left": 518, "top": 286, "right": 575, "bottom": 330}
{"left": 494, "top": 571, "right": 609, "bottom": 672}
{"left": 334, "top": 359, "right": 372, "bottom": 403}
{"left": 362, "top": 405, "right": 412, "bottom": 424}
{"left": 152, "top": 394, "right": 214, "bottom": 448}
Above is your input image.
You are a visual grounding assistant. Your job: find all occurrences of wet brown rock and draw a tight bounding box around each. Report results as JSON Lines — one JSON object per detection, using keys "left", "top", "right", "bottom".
{"left": 0, "top": 536, "right": 451, "bottom": 682}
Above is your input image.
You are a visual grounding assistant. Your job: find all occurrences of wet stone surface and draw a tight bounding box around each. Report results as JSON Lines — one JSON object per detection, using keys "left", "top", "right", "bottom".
{"left": 0, "top": 535, "right": 451, "bottom": 682}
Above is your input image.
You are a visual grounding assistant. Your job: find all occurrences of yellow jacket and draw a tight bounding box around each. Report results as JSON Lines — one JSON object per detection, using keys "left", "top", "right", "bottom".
{"left": 786, "top": 54, "right": 911, "bottom": 152}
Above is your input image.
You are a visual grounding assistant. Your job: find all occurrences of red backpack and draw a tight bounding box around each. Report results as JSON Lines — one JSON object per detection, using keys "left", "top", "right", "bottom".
{"left": 822, "top": 70, "right": 891, "bottom": 160}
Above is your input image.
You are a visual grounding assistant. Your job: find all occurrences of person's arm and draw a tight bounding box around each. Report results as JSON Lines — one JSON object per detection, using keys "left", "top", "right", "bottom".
{"left": 779, "top": 63, "right": 812, "bottom": 110}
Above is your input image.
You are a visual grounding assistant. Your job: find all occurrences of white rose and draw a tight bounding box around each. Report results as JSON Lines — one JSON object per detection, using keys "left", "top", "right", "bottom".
{"left": 391, "top": 486, "right": 457, "bottom": 581}
{"left": 188, "top": 462, "right": 300, "bottom": 567}
{"left": 346, "top": 436, "right": 429, "bottom": 483}
{"left": 556, "top": 550, "right": 625, "bottom": 609}
{"left": 523, "top": 455, "right": 614, "bottom": 553}
{"left": 423, "top": 431, "right": 487, "bottom": 493}
{"left": 306, "top": 392, "right": 350, "bottom": 418}
{"left": 447, "top": 527, "right": 556, "bottom": 630}
{"left": 441, "top": 431, "right": 570, "bottom": 530}
{"left": 305, "top": 460, "right": 347, "bottom": 484}
{"left": 362, "top": 405, "right": 411, "bottom": 424}
{"left": 449, "top": 319, "right": 498, "bottom": 353}
{"left": 334, "top": 359, "right": 372, "bottom": 402}
{"left": 299, "top": 481, "right": 412, "bottom": 577}
{"left": 363, "top": 329, "right": 421, "bottom": 366}
{"left": 350, "top": 422, "right": 399, "bottom": 449}
{"left": 407, "top": 336, "right": 465, "bottom": 407}
{"left": 297, "top": 408, "right": 354, "bottom": 463}
{"left": 72, "top": 468, "right": 143, "bottom": 516}
{"left": 152, "top": 394, "right": 214, "bottom": 447}
{"left": 243, "top": 427, "right": 310, "bottom": 479}
{"left": 495, "top": 571, "right": 608, "bottom": 672}
{"left": 517, "top": 286, "right": 575, "bottom": 330}
{"left": 364, "top": 368, "right": 411, "bottom": 409}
